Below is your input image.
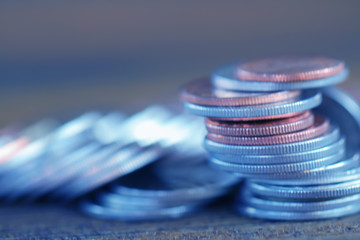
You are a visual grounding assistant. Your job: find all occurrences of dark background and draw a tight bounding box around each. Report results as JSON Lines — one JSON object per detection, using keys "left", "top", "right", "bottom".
{"left": 0, "top": 1, "right": 359, "bottom": 125}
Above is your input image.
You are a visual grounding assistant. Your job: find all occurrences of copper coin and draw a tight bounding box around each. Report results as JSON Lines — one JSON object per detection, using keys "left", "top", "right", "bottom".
{"left": 236, "top": 57, "right": 345, "bottom": 82}
{"left": 180, "top": 78, "right": 301, "bottom": 106}
{"left": 206, "top": 111, "right": 314, "bottom": 136}
{"left": 206, "top": 114, "right": 329, "bottom": 145}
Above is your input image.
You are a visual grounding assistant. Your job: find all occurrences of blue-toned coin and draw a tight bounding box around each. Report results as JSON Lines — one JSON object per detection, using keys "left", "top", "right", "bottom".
{"left": 80, "top": 199, "right": 201, "bottom": 221}
{"left": 248, "top": 152, "right": 360, "bottom": 181}
{"left": 246, "top": 178, "right": 360, "bottom": 199}
{"left": 154, "top": 155, "right": 241, "bottom": 189}
{"left": 98, "top": 159, "right": 238, "bottom": 209}
{"left": 183, "top": 90, "right": 321, "bottom": 119}
{"left": 79, "top": 154, "right": 240, "bottom": 221}
{"left": 254, "top": 153, "right": 360, "bottom": 185}
{"left": 241, "top": 190, "right": 360, "bottom": 212}
{"left": 204, "top": 126, "right": 340, "bottom": 155}
{"left": 211, "top": 136, "right": 345, "bottom": 165}
{"left": 315, "top": 87, "right": 360, "bottom": 156}
{"left": 237, "top": 203, "right": 360, "bottom": 221}
{"left": 212, "top": 63, "right": 348, "bottom": 92}
{"left": 209, "top": 149, "right": 344, "bottom": 175}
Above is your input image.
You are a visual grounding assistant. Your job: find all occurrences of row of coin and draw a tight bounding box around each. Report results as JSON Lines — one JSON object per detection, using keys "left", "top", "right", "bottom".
{"left": 81, "top": 154, "right": 239, "bottom": 221}
{"left": 0, "top": 106, "right": 240, "bottom": 220}
{"left": 180, "top": 56, "right": 360, "bottom": 220}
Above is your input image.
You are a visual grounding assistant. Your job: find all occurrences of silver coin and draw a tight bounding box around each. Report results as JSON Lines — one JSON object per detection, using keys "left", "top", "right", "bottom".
{"left": 249, "top": 152, "right": 360, "bottom": 181}
{"left": 211, "top": 137, "right": 345, "bottom": 165}
{"left": 98, "top": 158, "right": 238, "bottom": 209}
{"left": 237, "top": 203, "right": 360, "bottom": 221}
{"left": 209, "top": 149, "right": 344, "bottom": 174}
{"left": 183, "top": 90, "right": 321, "bottom": 119}
{"left": 80, "top": 199, "right": 201, "bottom": 221}
{"left": 246, "top": 178, "right": 360, "bottom": 199}
{"left": 212, "top": 63, "right": 348, "bottom": 91}
{"left": 204, "top": 126, "right": 340, "bottom": 155}
{"left": 241, "top": 190, "right": 360, "bottom": 212}
{"left": 315, "top": 87, "right": 360, "bottom": 155}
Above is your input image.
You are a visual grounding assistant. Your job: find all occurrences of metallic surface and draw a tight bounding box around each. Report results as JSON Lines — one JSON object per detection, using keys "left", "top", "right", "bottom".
{"left": 206, "top": 114, "right": 328, "bottom": 145}
{"left": 237, "top": 204, "right": 360, "bottom": 221}
{"left": 209, "top": 149, "right": 344, "bottom": 174}
{"left": 204, "top": 125, "right": 339, "bottom": 155}
{"left": 211, "top": 137, "right": 345, "bottom": 164}
{"left": 247, "top": 179, "right": 360, "bottom": 199}
{"left": 236, "top": 56, "right": 345, "bottom": 82}
{"left": 247, "top": 152, "right": 360, "bottom": 181}
{"left": 242, "top": 191, "right": 360, "bottom": 212}
{"left": 180, "top": 77, "right": 300, "bottom": 106}
{"left": 212, "top": 63, "right": 348, "bottom": 91}
{"left": 211, "top": 111, "right": 304, "bottom": 121}
{"left": 206, "top": 111, "right": 314, "bottom": 136}
{"left": 184, "top": 90, "right": 321, "bottom": 119}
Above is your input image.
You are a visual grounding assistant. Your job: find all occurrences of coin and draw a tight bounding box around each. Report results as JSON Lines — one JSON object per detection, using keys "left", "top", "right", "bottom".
{"left": 183, "top": 90, "right": 321, "bottom": 119}
{"left": 79, "top": 154, "right": 239, "bottom": 221}
{"left": 206, "top": 111, "right": 314, "bottom": 136}
{"left": 242, "top": 190, "right": 360, "bottom": 212}
{"left": 209, "top": 149, "right": 344, "bottom": 174}
{"left": 53, "top": 143, "right": 166, "bottom": 201}
{"left": 246, "top": 151, "right": 359, "bottom": 181}
{"left": 180, "top": 58, "right": 359, "bottom": 221}
{"left": 316, "top": 87, "right": 360, "bottom": 155}
{"left": 204, "top": 125, "right": 339, "bottom": 155}
{"left": 180, "top": 77, "right": 300, "bottom": 106}
{"left": 104, "top": 156, "right": 239, "bottom": 208}
{"left": 80, "top": 199, "right": 201, "bottom": 221}
{"left": 206, "top": 114, "right": 329, "bottom": 145}
{"left": 212, "top": 63, "right": 348, "bottom": 92}
{"left": 261, "top": 165, "right": 360, "bottom": 186}
{"left": 211, "top": 137, "right": 345, "bottom": 164}
{"left": 247, "top": 178, "right": 360, "bottom": 199}
{"left": 237, "top": 204, "right": 360, "bottom": 221}
{"left": 236, "top": 56, "right": 345, "bottom": 82}
{"left": 211, "top": 112, "right": 305, "bottom": 121}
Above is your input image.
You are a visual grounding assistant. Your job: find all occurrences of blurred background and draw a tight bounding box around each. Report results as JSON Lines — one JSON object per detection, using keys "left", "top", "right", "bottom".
{"left": 0, "top": 1, "right": 359, "bottom": 125}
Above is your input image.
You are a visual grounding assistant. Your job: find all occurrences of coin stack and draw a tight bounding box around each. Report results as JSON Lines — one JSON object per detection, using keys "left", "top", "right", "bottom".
{"left": 181, "top": 57, "right": 360, "bottom": 220}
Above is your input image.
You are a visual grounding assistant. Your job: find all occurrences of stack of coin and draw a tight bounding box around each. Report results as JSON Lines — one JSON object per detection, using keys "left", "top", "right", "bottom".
{"left": 181, "top": 56, "right": 360, "bottom": 220}
{"left": 239, "top": 87, "right": 360, "bottom": 220}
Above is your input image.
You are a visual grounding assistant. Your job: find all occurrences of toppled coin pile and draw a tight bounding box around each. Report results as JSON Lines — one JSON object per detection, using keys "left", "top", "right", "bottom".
{"left": 82, "top": 155, "right": 239, "bottom": 221}
{"left": 0, "top": 106, "right": 241, "bottom": 220}
{"left": 181, "top": 56, "right": 360, "bottom": 220}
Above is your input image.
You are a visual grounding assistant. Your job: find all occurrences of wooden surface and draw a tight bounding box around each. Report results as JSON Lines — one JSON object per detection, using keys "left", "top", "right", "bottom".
{"left": 1, "top": 201, "right": 360, "bottom": 240}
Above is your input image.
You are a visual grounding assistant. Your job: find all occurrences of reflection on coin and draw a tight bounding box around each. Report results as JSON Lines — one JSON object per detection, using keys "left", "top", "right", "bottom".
{"left": 237, "top": 56, "right": 345, "bottom": 82}
{"left": 180, "top": 78, "right": 300, "bottom": 106}
{"left": 206, "top": 111, "right": 314, "bottom": 136}
{"left": 205, "top": 125, "right": 339, "bottom": 155}
{"left": 207, "top": 114, "right": 329, "bottom": 145}
{"left": 212, "top": 63, "right": 348, "bottom": 91}
{"left": 183, "top": 90, "right": 321, "bottom": 119}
